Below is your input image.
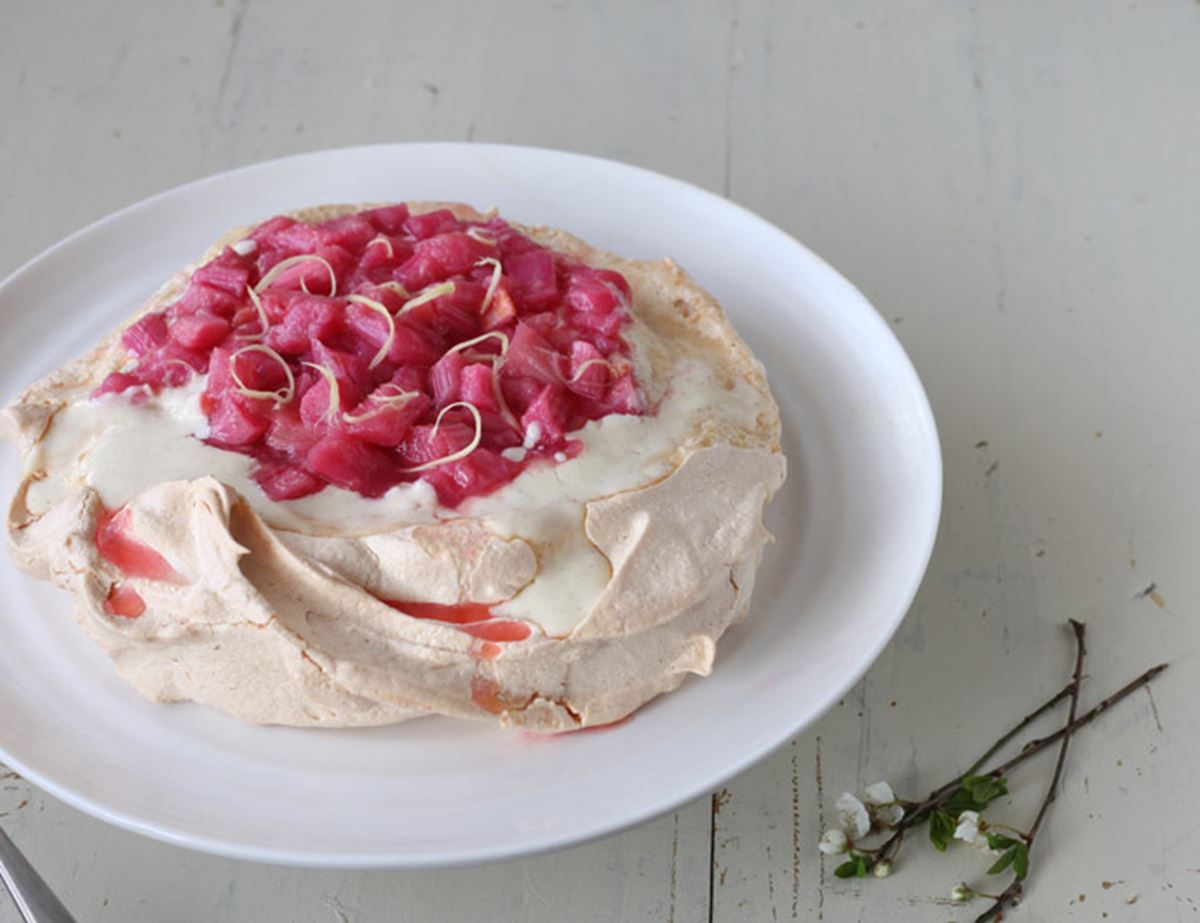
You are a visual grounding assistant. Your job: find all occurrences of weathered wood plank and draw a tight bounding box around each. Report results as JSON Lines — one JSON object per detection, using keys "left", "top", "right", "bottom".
{"left": 712, "top": 1, "right": 1200, "bottom": 920}
{"left": 1, "top": 770, "right": 711, "bottom": 923}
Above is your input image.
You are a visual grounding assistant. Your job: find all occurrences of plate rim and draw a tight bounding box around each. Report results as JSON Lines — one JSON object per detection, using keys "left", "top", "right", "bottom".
{"left": 0, "top": 142, "right": 942, "bottom": 868}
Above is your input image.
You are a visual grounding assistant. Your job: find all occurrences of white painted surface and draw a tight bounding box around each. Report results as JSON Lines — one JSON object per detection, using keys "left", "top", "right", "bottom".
{"left": 1, "top": 0, "right": 1197, "bottom": 920}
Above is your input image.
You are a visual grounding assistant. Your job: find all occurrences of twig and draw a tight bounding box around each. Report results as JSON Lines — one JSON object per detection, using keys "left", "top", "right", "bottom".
{"left": 985, "top": 661, "right": 1167, "bottom": 780}
{"left": 915, "top": 678, "right": 1079, "bottom": 819}
{"left": 873, "top": 686, "right": 1072, "bottom": 861}
{"left": 824, "top": 622, "right": 1168, "bottom": 917}
{"left": 973, "top": 620, "right": 1087, "bottom": 923}
{"left": 958, "top": 682, "right": 1078, "bottom": 782}
{"left": 875, "top": 658, "right": 1167, "bottom": 868}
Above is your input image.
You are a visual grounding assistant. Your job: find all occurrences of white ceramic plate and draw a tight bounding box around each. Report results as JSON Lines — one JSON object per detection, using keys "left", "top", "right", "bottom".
{"left": 0, "top": 144, "right": 940, "bottom": 868}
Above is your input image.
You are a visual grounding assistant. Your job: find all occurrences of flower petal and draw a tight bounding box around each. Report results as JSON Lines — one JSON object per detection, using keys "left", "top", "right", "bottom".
{"left": 862, "top": 781, "right": 896, "bottom": 805}
{"left": 953, "top": 810, "right": 990, "bottom": 848}
{"left": 874, "top": 803, "right": 906, "bottom": 827}
{"left": 953, "top": 810, "right": 980, "bottom": 841}
{"left": 835, "top": 792, "right": 872, "bottom": 838}
{"left": 818, "top": 828, "right": 849, "bottom": 855}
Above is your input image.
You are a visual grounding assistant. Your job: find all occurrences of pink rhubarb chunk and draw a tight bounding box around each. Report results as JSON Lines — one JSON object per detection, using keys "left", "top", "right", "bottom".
{"left": 93, "top": 206, "right": 646, "bottom": 507}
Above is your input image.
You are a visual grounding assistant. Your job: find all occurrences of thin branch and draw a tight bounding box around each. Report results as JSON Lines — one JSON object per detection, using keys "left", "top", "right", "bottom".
{"left": 974, "top": 619, "right": 1086, "bottom": 923}
{"left": 873, "top": 682, "right": 1076, "bottom": 860}
{"left": 1032, "top": 620, "right": 1085, "bottom": 836}
{"left": 985, "top": 661, "right": 1167, "bottom": 780}
{"left": 874, "top": 656, "right": 1082, "bottom": 860}
{"left": 886, "top": 659, "right": 1166, "bottom": 855}
{"left": 822, "top": 619, "right": 1168, "bottom": 919}
{"left": 960, "top": 681, "right": 1078, "bottom": 781}
{"left": 873, "top": 657, "right": 1161, "bottom": 868}
{"left": 916, "top": 677, "right": 1078, "bottom": 815}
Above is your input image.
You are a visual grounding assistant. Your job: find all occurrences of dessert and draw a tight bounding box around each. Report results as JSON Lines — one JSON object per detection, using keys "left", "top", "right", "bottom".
{"left": 3, "top": 202, "right": 785, "bottom": 732}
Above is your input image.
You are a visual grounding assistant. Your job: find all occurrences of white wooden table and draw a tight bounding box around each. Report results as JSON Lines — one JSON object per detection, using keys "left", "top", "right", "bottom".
{"left": 2, "top": 1, "right": 1197, "bottom": 920}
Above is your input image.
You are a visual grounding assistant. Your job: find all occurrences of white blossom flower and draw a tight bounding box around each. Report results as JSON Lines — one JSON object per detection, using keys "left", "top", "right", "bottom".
{"left": 953, "top": 810, "right": 990, "bottom": 848}
{"left": 835, "top": 791, "right": 872, "bottom": 838}
{"left": 873, "top": 860, "right": 892, "bottom": 878}
{"left": 818, "top": 828, "right": 849, "bottom": 855}
{"left": 873, "top": 802, "right": 906, "bottom": 827}
{"left": 861, "top": 780, "right": 904, "bottom": 827}
{"left": 951, "top": 883, "right": 974, "bottom": 903}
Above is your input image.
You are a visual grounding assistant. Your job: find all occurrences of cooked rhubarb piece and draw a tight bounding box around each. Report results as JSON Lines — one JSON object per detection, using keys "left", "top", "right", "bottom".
{"left": 95, "top": 507, "right": 178, "bottom": 581}
{"left": 95, "top": 206, "right": 645, "bottom": 506}
{"left": 103, "top": 584, "right": 146, "bottom": 618}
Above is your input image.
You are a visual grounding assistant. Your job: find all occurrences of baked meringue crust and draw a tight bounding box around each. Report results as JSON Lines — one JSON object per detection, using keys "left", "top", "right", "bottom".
{"left": 3, "top": 204, "right": 785, "bottom": 732}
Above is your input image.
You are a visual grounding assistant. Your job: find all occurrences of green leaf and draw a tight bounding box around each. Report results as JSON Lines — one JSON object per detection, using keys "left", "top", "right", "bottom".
{"left": 1012, "top": 843, "right": 1030, "bottom": 880}
{"left": 834, "top": 854, "right": 871, "bottom": 879}
{"left": 834, "top": 859, "right": 859, "bottom": 879}
{"left": 988, "top": 847, "right": 1017, "bottom": 875}
{"left": 985, "top": 832, "right": 1017, "bottom": 851}
{"left": 942, "top": 789, "right": 986, "bottom": 814}
{"left": 962, "top": 774, "right": 1009, "bottom": 805}
{"left": 929, "top": 809, "right": 955, "bottom": 852}
{"left": 942, "top": 775, "right": 1011, "bottom": 816}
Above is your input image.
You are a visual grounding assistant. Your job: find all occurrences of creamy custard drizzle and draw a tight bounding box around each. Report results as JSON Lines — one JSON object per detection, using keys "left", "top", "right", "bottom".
{"left": 25, "top": 353, "right": 760, "bottom": 636}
